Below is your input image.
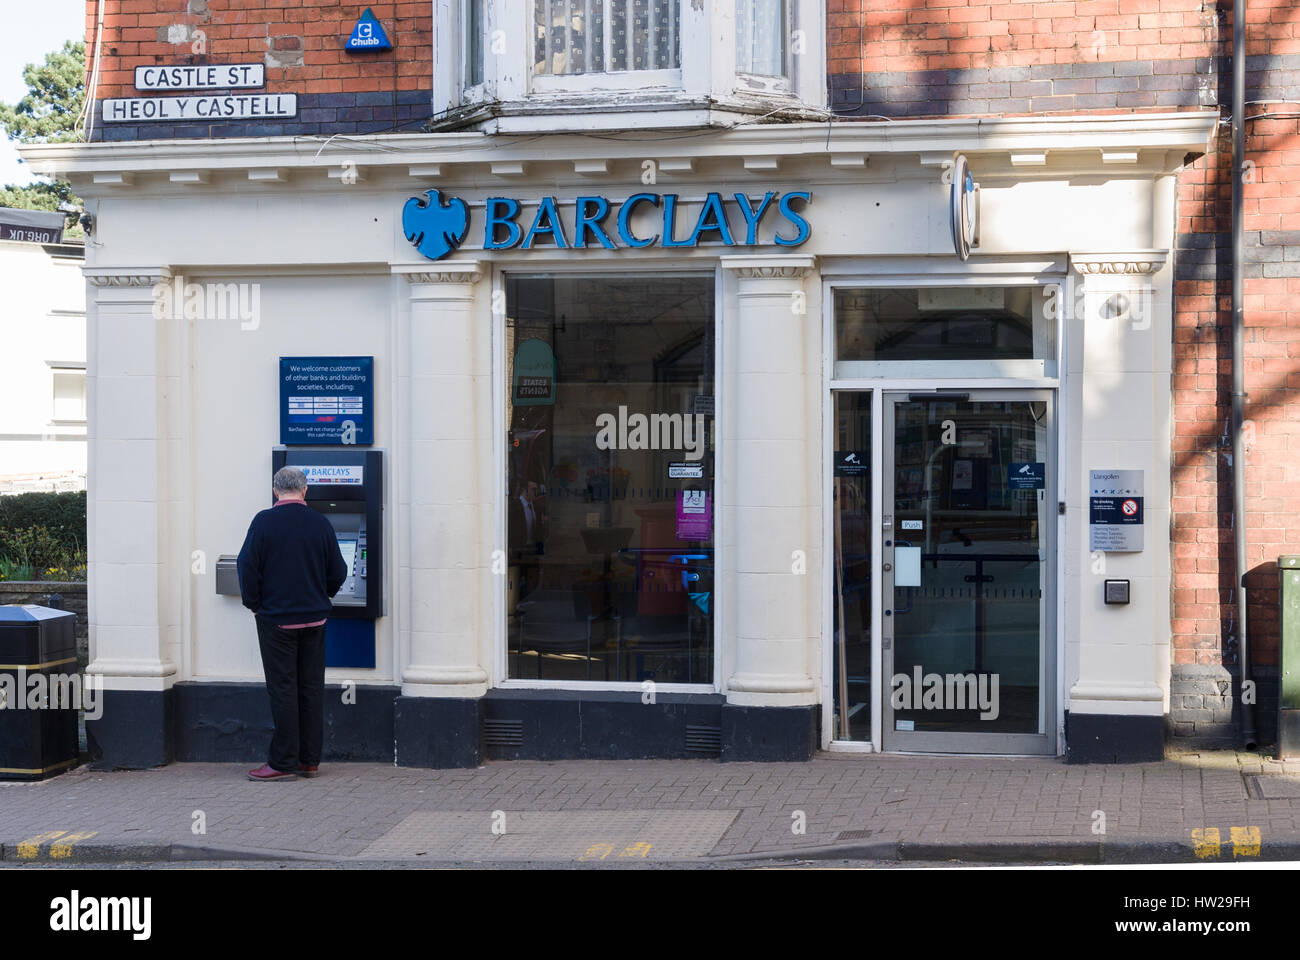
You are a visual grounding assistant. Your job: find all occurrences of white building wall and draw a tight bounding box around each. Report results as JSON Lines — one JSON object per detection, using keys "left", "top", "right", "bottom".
{"left": 26, "top": 116, "right": 1212, "bottom": 749}
{"left": 0, "top": 241, "right": 87, "bottom": 490}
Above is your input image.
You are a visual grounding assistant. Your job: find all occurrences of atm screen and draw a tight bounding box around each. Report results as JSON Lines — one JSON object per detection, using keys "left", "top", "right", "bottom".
{"left": 338, "top": 539, "right": 358, "bottom": 578}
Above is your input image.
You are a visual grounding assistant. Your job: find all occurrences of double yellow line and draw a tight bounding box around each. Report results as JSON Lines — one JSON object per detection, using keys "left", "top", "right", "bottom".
{"left": 14, "top": 830, "right": 99, "bottom": 860}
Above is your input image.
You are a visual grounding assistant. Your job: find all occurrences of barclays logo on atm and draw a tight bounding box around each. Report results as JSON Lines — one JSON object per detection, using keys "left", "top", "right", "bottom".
{"left": 402, "top": 190, "right": 812, "bottom": 261}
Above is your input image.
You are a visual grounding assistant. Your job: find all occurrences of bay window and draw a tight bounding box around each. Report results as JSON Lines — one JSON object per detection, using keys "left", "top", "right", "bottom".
{"left": 437, "top": 0, "right": 824, "bottom": 131}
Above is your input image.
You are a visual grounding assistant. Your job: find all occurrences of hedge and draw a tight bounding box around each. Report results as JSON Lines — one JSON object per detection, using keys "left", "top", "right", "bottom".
{"left": 0, "top": 491, "right": 86, "bottom": 551}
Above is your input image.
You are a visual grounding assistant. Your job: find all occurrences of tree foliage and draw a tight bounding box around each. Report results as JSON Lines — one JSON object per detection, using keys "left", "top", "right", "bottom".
{"left": 0, "top": 40, "right": 86, "bottom": 144}
{"left": 0, "top": 40, "right": 86, "bottom": 239}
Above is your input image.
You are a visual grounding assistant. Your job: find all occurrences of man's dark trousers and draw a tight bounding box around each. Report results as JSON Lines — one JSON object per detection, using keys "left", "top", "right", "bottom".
{"left": 255, "top": 617, "right": 326, "bottom": 772}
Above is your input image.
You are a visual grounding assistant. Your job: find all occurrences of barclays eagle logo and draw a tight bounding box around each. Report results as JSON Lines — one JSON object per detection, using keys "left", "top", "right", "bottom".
{"left": 403, "top": 189, "right": 470, "bottom": 261}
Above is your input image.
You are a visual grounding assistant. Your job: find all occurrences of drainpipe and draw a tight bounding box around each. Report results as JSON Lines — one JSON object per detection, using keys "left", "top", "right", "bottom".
{"left": 1232, "top": 0, "right": 1258, "bottom": 749}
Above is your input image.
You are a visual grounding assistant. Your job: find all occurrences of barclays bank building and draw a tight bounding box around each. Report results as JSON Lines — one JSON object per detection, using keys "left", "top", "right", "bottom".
{"left": 20, "top": 0, "right": 1230, "bottom": 768}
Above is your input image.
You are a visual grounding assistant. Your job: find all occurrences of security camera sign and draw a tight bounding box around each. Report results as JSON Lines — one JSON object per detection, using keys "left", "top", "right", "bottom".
{"left": 1089, "top": 469, "right": 1144, "bottom": 552}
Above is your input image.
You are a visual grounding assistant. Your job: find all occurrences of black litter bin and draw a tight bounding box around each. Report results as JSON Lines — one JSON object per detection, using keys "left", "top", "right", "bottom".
{"left": 0, "top": 604, "right": 80, "bottom": 780}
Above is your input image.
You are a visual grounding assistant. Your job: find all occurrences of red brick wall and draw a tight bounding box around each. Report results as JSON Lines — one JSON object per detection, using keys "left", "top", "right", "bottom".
{"left": 85, "top": 0, "right": 431, "bottom": 139}
{"left": 1173, "top": 113, "right": 1300, "bottom": 674}
{"left": 831, "top": 0, "right": 1227, "bottom": 77}
{"left": 827, "top": 1, "right": 1296, "bottom": 122}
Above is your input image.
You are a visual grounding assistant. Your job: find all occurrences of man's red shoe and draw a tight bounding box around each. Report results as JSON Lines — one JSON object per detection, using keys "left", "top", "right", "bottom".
{"left": 297, "top": 764, "right": 320, "bottom": 778}
{"left": 247, "top": 764, "right": 297, "bottom": 782}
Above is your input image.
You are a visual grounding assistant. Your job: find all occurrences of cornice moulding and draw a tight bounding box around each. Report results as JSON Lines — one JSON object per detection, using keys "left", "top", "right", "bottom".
{"left": 17, "top": 113, "right": 1219, "bottom": 185}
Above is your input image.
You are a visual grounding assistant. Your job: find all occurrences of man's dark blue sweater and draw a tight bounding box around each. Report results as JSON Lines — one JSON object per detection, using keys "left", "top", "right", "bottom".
{"left": 236, "top": 500, "right": 348, "bottom": 626}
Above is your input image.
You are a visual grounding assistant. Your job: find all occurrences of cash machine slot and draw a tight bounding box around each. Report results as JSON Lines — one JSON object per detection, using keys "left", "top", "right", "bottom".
{"left": 319, "top": 509, "right": 366, "bottom": 608}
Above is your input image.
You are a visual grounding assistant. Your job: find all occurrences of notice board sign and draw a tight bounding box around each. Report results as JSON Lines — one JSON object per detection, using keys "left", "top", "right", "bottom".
{"left": 1089, "top": 469, "right": 1143, "bottom": 552}
{"left": 280, "top": 356, "right": 373, "bottom": 445}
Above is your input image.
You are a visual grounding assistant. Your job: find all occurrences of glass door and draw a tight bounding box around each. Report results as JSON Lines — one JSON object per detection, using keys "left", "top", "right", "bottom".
{"left": 831, "top": 392, "right": 872, "bottom": 742}
{"left": 881, "top": 390, "right": 1055, "bottom": 754}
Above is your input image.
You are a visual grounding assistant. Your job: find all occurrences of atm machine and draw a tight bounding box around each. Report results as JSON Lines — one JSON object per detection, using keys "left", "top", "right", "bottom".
{"left": 270, "top": 448, "right": 382, "bottom": 668}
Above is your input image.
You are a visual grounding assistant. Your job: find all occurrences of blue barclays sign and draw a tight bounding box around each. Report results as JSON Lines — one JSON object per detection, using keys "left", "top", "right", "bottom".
{"left": 402, "top": 189, "right": 811, "bottom": 262}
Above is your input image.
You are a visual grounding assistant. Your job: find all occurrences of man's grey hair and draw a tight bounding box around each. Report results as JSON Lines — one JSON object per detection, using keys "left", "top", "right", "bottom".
{"left": 272, "top": 466, "right": 308, "bottom": 496}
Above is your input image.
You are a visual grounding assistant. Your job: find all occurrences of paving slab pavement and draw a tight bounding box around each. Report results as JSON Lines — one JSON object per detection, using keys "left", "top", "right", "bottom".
{"left": 2, "top": 750, "right": 1299, "bottom": 865}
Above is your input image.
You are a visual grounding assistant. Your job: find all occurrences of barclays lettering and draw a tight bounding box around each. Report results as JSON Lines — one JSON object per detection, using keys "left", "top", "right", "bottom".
{"left": 402, "top": 189, "right": 811, "bottom": 261}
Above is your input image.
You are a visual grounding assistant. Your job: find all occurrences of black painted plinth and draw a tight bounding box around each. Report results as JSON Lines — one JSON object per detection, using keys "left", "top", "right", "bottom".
{"left": 86, "top": 687, "right": 176, "bottom": 770}
{"left": 394, "top": 695, "right": 483, "bottom": 768}
{"left": 1065, "top": 711, "right": 1164, "bottom": 763}
{"left": 482, "top": 689, "right": 725, "bottom": 760}
{"left": 720, "top": 703, "right": 819, "bottom": 762}
{"left": 172, "top": 681, "right": 396, "bottom": 763}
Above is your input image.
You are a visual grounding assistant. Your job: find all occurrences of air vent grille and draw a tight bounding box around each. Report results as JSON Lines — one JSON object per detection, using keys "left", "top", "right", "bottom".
{"left": 483, "top": 718, "right": 523, "bottom": 746}
{"left": 685, "top": 724, "right": 721, "bottom": 756}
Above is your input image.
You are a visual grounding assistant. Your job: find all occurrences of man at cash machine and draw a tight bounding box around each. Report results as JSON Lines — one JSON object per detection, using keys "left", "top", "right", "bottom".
{"left": 237, "top": 465, "right": 347, "bottom": 782}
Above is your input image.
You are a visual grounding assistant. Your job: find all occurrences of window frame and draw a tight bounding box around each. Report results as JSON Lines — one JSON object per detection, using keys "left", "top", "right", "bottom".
{"left": 47, "top": 361, "right": 87, "bottom": 425}
{"left": 734, "top": 0, "right": 791, "bottom": 92}
{"left": 528, "top": 0, "right": 684, "bottom": 85}
{"left": 492, "top": 263, "right": 723, "bottom": 694}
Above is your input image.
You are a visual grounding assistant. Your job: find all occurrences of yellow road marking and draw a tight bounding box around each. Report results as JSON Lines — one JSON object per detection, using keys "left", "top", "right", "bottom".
{"left": 49, "top": 831, "right": 98, "bottom": 859}
{"left": 17, "top": 831, "right": 67, "bottom": 859}
{"left": 578, "top": 842, "right": 615, "bottom": 861}
{"left": 1230, "top": 826, "right": 1261, "bottom": 858}
{"left": 1191, "top": 827, "right": 1220, "bottom": 859}
{"left": 620, "top": 842, "right": 652, "bottom": 858}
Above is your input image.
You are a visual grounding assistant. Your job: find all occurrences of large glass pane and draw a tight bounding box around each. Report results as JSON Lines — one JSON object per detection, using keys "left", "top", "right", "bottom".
{"left": 890, "top": 397, "right": 1047, "bottom": 735}
{"left": 467, "top": 0, "right": 485, "bottom": 85}
{"left": 506, "top": 275, "right": 714, "bottom": 683}
{"left": 533, "top": 0, "right": 676, "bottom": 75}
{"left": 835, "top": 286, "right": 1050, "bottom": 364}
{"left": 736, "top": 0, "right": 785, "bottom": 76}
{"left": 832, "top": 392, "right": 871, "bottom": 741}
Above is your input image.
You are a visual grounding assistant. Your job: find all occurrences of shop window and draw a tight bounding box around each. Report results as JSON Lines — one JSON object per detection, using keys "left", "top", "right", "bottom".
{"left": 505, "top": 274, "right": 715, "bottom": 684}
{"left": 736, "top": 0, "right": 785, "bottom": 77}
{"left": 533, "top": 0, "right": 680, "bottom": 75}
{"left": 833, "top": 286, "right": 1057, "bottom": 380}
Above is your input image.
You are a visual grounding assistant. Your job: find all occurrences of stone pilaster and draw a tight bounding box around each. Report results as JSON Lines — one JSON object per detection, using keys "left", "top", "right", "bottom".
{"left": 82, "top": 267, "right": 181, "bottom": 768}
{"left": 391, "top": 262, "right": 489, "bottom": 767}
{"left": 718, "top": 256, "right": 819, "bottom": 760}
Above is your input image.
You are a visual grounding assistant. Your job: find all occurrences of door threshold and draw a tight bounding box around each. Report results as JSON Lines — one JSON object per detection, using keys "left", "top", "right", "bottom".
{"left": 885, "top": 749, "right": 1060, "bottom": 759}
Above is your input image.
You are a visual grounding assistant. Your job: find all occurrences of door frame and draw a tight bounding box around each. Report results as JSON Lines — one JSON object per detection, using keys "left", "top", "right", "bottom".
{"left": 879, "top": 387, "right": 1057, "bottom": 756}
{"left": 819, "top": 268, "right": 1069, "bottom": 756}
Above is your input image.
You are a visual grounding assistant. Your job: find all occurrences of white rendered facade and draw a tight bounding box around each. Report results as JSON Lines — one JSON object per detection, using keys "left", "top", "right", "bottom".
{"left": 21, "top": 112, "right": 1217, "bottom": 765}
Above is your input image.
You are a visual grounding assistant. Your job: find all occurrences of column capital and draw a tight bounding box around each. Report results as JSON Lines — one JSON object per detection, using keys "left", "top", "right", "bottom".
{"left": 1068, "top": 250, "right": 1166, "bottom": 277}
{"left": 85, "top": 267, "right": 172, "bottom": 304}
{"left": 720, "top": 255, "right": 816, "bottom": 280}
{"left": 85, "top": 266, "right": 171, "bottom": 287}
{"left": 392, "top": 260, "right": 483, "bottom": 286}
